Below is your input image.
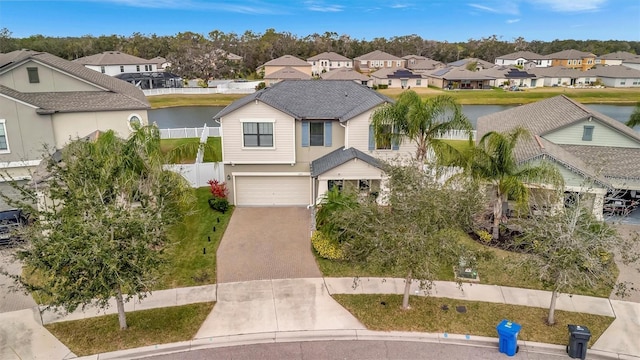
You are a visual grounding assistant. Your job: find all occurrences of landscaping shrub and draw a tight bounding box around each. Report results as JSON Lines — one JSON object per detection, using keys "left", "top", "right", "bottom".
{"left": 207, "top": 179, "right": 228, "bottom": 199}
{"left": 475, "top": 229, "right": 492, "bottom": 243}
{"left": 377, "top": 84, "right": 388, "bottom": 89}
{"left": 208, "top": 197, "right": 229, "bottom": 213}
{"left": 311, "top": 230, "right": 345, "bottom": 260}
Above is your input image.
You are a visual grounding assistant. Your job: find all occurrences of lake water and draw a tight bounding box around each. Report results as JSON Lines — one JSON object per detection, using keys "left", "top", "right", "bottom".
{"left": 149, "top": 104, "right": 635, "bottom": 130}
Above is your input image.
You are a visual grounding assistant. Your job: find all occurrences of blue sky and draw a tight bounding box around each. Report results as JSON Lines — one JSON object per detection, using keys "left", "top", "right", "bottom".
{"left": 1, "top": 0, "right": 639, "bottom": 42}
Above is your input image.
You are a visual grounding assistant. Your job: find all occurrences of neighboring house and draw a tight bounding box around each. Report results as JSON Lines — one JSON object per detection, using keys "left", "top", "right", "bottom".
{"left": 320, "top": 68, "right": 371, "bottom": 86}
{"left": 263, "top": 67, "right": 312, "bottom": 86}
{"left": 0, "top": 49, "right": 150, "bottom": 181}
{"left": 424, "top": 67, "right": 493, "bottom": 89}
{"left": 528, "top": 66, "right": 588, "bottom": 87}
{"left": 448, "top": 58, "right": 495, "bottom": 71}
{"left": 547, "top": 49, "right": 596, "bottom": 71}
{"left": 596, "top": 51, "right": 638, "bottom": 66}
{"left": 150, "top": 56, "right": 171, "bottom": 71}
{"left": 214, "top": 80, "right": 416, "bottom": 206}
{"left": 257, "top": 55, "right": 312, "bottom": 78}
{"left": 480, "top": 66, "right": 541, "bottom": 88}
{"left": 405, "top": 57, "right": 445, "bottom": 74}
{"left": 494, "top": 51, "right": 552, "bottom": 67}
{"left": 307, "top": 52, "right": 352, "bottom": 76}
{"left": 585, "top": 65, "right": 640, "bottom": 88}
{"left": 115, "top": 71, "right": 183, "bottom": 89}
{"left": 354, "top": 50, "right": 405, "bottom": 73}
{"left": 370, "top": 68, "right": 425, "bottom": 88}
{"left": 621, "top": 57, "right": 640, "bottom": 71}
{"left": 73, "top": 51, "right": 157, "bottom": 76}
{"left": 477, "top": 95, "right": 640, "bottom": 219}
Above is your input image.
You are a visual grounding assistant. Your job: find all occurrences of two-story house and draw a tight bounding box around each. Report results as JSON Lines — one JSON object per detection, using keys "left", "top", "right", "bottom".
{"left": 370, "top": 68, "right": 425, "bottom": 88}
{"left": 547, "top": 49, "right": 597, "bottom": 71}
{"left": 354, "top": 50, "right": 405, "bottom": 74}
{"left": 73, "top": 51, "right": 158, "bottom": 76}
{"left": 596, "top": 51, "right": 638, "bottom": 66}
{"left": 494, "top": 51, "right": 552, "bottom": 67}
{"left": 214, "top": 80, "right": 415, "bottom": 206}
{"left": 448, "top": 58, "right": 495, "bottom": 71}
{"left": 0, "top": 49, "right": 150, "bottom": 182}
{"left": 477, "top": 95, "right": 640, "bottom": 219}
{"left": 307, "top": 52, "right": 352, "bottom": 76}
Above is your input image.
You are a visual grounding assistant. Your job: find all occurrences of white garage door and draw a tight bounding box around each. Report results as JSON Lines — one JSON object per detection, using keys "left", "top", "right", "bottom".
{"left": 235, "top": 176, "right": 310, "bottom": 206}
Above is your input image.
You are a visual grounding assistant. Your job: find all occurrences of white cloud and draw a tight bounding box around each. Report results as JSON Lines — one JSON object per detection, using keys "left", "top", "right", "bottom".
{"left": 304, "top": 1, "right": 344, "bottom": 12}
{"left": 86, "top": 0, "right": 280, "bottom": 14}
{"left": 527, "top": 0, "right": 607, "bottom": 12}
{"left": 506, "top": 18, "right": 520, "bottom": 24}
{"left": 390, "top": 3, "right": 410, "bottom": 9}
{"left": 468, "top": 2, "right": 520, "bottom": 15}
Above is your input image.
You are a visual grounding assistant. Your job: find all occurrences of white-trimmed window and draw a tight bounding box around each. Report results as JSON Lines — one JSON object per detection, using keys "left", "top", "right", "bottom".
{"left": 127, "top": 113, "right": 142, "bottom": 130}
{"left": 136, "top": 65, "right": 140, "bottom": 72}
{"left": 0, "top": 120, "right": 10, "bottom": 153}
{"left": 27, "top": 67, "right": 39, "bottom": 83}
{"left": 242, "top": 121, "right": 274, "bottom": 147}
{"left": 120, "top": 65, "right": 125, "bottom": 72}
{"left": 100, "top": 66, "right": 106, "bottom": 73}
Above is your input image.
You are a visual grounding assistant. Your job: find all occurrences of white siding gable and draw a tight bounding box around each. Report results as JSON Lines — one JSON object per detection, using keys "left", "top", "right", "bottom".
{"left": 543, "top": 118, "right": 640, "bottom": 148}
{"left": 221, "top": 101, "right": 296, "bottom": 164}
{"left": 346, "top": 109, "right": 416, "bottom": 161}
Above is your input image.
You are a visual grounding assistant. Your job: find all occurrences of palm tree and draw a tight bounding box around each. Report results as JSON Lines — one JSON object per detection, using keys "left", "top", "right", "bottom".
{"left": 468, "top": 128, "right": 563, "bottom": 240}
{"left": 625, "top": 102, "right": 640, "bottom": 128}
{"left": 370, "top": 91, "right": 473, "bottom": 163}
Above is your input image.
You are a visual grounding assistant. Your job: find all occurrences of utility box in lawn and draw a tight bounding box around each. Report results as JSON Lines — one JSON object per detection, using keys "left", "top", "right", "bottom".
{"left": 567, "top": 325, "right": 591, "bottom": 360}
{"left": 496, "top": 319, "right": 521, "bottom": 356}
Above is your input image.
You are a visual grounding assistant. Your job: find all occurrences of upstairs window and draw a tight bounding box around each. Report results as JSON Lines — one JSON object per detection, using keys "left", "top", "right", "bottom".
{"left": 582, "top": 125, "right": 594, "bottom": 141}
{"left": 375, "top": 125, "right": 392, "bottom": 150}
{"left": 120, "top": 65, "right": 125, "bottom": 72}
{"left": 243, "top": 122, "right": 273, "bottom": 147}
{"left": 100, "top": 66, "right": 105, "bottom": 73}
{"left": 0, "top": 120, "right": 9, "bottom": 152}
{"left": 27, "top": 67, "right": 39, "bottom": 83}
{"left": 136, "top": 65, "right": 140, "bottom": 72}
{"left": 302, "top": 121, "right": 332, "bottom": 147}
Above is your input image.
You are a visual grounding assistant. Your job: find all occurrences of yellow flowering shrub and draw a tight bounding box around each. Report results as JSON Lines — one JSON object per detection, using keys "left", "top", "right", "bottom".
{"left": 475, "top": 229, "right": 493, "bottom": 243}
{"left": 311, "top": 230, "right": 345, "bottom": 260}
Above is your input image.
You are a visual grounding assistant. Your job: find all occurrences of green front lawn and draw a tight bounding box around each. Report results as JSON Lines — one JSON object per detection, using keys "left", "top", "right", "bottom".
{"left": 334, "top": 294, "right": 612, "bottom": 347}
{"left": 46, "top": 302, "right": 214, "bottom": 356}
{"left": 160, "top": 137, "right": 222, "bottom": 163}
{"left": 157, "top": 187, "right": 233, "bottom": 289}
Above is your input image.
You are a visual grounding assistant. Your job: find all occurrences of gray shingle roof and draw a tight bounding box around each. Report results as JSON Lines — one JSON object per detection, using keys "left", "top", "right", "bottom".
{"left": 310, "top": 147, "right": 382, "bottom": 177}
{"left": 320, "top": 68, "right": 369, "bottom": 81}
{"left": 476, "top": 95, "right": 640, "bottom": 184}
{"left": 354, "top": 50, "right": 403, "bottom": 61}
{"left": 448, "top": 58, "right": 495, "bottom": 69}
{"left": 426, "top": 67, "right": 494, "bottom": 80}
{"left": 561, "top": 145, "right": 640, "bottom": 180}
{"left": 586, "top": 65, "right": 640, "bottom": 78}
{"left": 546, "top": 49, "right": 596, "bottom": 59}
{"left": 597, "top": 51, "right": 639, "bottom": 60}
{"left": 406, "top": 58, "right": 444, "bottom": 71}
{"left": 73, "top": 51, "right": 156, "bottom": 65}
{"left": 262, "top": 55, "right": 310, "bottom": 67}
{"left": 370, "top": 68, "right": 421, "bottom": 79}
{"left": 0, "top": 50, "right": 149, "bottom": 111}
{"left": 307, "top": 52, "right": 351, "bottom": 62}
{"left": 495, "top": 51, "right": 548, "bottom": 60}
{"left": 215, "top": 80, "right": 392, "bottom": 122}
{"left": 528, "top": 66, "right": 584, "bottom": 78}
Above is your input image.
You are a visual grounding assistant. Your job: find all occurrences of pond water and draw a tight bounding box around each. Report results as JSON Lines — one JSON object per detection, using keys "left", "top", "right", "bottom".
{"left": 149, "top": 104, "right": 635, "bottom": 130}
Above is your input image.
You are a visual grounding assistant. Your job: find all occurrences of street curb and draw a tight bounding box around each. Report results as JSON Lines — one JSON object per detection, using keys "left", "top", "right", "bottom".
{"left": 72, "top": 329, "right": 636, "bottom": 360}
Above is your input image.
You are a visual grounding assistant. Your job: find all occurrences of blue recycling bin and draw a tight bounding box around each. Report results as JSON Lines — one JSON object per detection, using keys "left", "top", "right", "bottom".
{"left": 496, "top": 319, "right": 521, "bottom": 356}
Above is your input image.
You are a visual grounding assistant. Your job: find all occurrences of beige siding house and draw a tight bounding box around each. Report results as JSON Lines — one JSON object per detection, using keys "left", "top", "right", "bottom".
{"left": 258, "top": 55, "right": 312, "bottom": 78}
{"left": 215, "top": 80, "right": 403, "bottom": 206}
{"left": 354, "top": 50, "right": 405, "bottom": 74}
{"left": 307, "top": 52, "right": 352, "bottom": 76}
{"left": 0, "top": 49, "right": 150, "bottom": 183}
{"left": 477, "top": 95, "right": 640, "bottom": 219}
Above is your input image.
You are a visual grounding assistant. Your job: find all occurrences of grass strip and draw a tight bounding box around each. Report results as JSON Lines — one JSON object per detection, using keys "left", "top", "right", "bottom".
{"left": 333, "top": 294, "right": 612, "bottom": 347}
{"left": 158, "top": 187, "right": 233, "bottom": 289}
{"left": 46, "top": 302, "right": 214, "bottom": 356}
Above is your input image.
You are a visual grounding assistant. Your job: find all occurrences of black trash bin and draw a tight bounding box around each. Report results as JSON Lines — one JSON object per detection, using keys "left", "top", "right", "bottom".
{"left": 567, "top": 325, "right": 591, "bottom": 360}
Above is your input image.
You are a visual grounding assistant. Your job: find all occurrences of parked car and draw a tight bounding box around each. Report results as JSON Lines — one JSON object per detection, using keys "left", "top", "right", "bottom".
{"left": 0, "top": 209, "right": 28, "bottom": 246}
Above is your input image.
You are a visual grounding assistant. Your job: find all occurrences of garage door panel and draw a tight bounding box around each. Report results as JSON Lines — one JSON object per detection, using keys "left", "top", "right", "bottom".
{"left": 235, "top": 176, "right": 310, "bottom": 206}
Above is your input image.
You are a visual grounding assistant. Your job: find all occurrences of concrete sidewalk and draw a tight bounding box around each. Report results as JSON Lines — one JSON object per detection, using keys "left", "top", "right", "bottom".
{"left": 2, "top": 277, "right": 639, "bottom": 359}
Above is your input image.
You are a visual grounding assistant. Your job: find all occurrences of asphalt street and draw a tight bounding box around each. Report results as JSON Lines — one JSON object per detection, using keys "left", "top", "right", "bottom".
{"left": 141, "top": 340, "right": 572, "bottom": 360}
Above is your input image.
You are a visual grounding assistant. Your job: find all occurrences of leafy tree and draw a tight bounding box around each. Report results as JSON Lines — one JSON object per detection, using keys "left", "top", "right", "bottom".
{"left": 513, "top": 192, "right": 639, "bottom": 325}
{"left": 468, "top": 128, "right": 563, "bottom": 240}
{"left": 370, "top": 91, "right": 473, "bottom": 163}
{"left": 328, "top": 162, "right": 484, "bottom": 309}
{"left": 625, "top": 102, "right": 640, "bottom": 128}
{"left": 6, "top": 126, "right": 192, "bottom": 330}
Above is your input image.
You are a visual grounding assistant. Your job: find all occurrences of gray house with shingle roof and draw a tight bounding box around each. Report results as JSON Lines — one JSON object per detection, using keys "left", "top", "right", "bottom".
{"left": 213, "top": 80, "right": 414, "bottom": 206}
{"left": 477, "top": 95, "right": 640, "bottom": 218}
{"left": 0, "top": 49, "right": 150, "bottom": 180}
{"left": 73, "top": 51, "right": 158, "bottom": 76}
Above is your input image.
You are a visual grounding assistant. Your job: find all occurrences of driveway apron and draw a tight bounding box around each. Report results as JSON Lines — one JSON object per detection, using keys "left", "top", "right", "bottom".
{"left": 216, "top": 207, "right": 322, "bottom": 283}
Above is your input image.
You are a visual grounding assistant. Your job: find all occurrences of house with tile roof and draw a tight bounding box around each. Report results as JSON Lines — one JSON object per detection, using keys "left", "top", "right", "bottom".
{"left": 585, "top": 65, "right": 640, "bottom": 87}
{"left": 477, "top": 95, "right": 640, "bottom": 219}
{"left": 257, "top": 55, "right": 312, "bottom": 79}
{"left": 320, "top": 68, "right": 371, "bottom": 86}
{"left": 73, "top": 51, "right": 158, "bottom": 76}
{"left": 0, "top": 49, "right": 150, "bottom": 181}
{"left": 213, "top": 80, "right": 416, "bottom": 206}
{"left": 370, "top": 68, "right": 426, "bottom": 88}
{"left": 494, "top": 51, "right": 552, "bottom": 68}
{"left": 547, "top": 49, "right": 597, "bottom": 71}
{"left": 307, "top": 52, "right": 352, "bottom": 76}
{"left": 354, "top": 50, "right": 405, "bottom": 74}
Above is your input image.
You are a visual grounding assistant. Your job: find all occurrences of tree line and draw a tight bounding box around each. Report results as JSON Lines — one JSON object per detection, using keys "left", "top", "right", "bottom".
{"left": 1, "top": 27, "right": 638, "bottom": 79}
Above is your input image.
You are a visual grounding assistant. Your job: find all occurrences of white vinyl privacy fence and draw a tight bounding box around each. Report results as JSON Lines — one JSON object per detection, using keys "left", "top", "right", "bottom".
{"left": 160, "top": 127, "right": 221, "bottom": 139}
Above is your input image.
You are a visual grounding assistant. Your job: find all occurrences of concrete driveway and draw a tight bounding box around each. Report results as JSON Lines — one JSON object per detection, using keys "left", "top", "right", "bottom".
{"left": 216, "top": 207, "right": 322, "bottom": 283}
{"left": 0, "top": 249, "right": 37, "bottom": 313}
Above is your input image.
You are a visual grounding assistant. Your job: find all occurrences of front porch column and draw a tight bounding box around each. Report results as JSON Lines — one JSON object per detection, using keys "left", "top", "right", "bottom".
{"left": 593, "top": 192, "right": 605, "bottom": 220}
{"left": 316, "top": 179, "right": 329, "bottom": 205}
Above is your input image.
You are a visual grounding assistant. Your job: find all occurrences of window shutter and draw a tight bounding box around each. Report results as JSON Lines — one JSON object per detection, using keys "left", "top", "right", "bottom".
{"left": 392, "top": 127, "right": 400, "bottom": 150}
{"left": 324, "top": 121, "right": 332, "bottom": 147}
{"left": 301, "top": 121, "right": 309, "bottom": 147}
{"left": 368, "top": 125, "right": 375, "bottom": 150}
